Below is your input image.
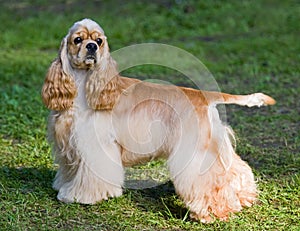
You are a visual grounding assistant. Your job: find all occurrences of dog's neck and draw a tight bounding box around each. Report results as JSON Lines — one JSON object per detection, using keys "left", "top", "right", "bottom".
{"left": 73, "top": 69, "right": 90, "bottom": 111}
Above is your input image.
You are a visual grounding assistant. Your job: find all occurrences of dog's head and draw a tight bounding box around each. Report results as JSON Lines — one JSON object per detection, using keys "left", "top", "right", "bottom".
{"left": 42, "top": 19, "right": 119, "bottom": 111}
{"left": 66, "top": 19, "right": 108, "bottom": 69}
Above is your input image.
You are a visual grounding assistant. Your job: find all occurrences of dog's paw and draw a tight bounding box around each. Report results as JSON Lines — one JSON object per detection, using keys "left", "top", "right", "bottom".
{"left": 57, "top": 191, "right": 75, "bottom": 203}
{"left": 246, "top": 93, "right": 276, "bottom": 107}
{"left": 57, "top": 185, "right": 123, "bottom": 204}
{"left": 190, "top": 212, "right": 215, "bottom": 223}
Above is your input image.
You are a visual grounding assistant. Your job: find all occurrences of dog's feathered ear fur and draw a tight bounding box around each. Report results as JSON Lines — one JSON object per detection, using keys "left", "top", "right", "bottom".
{"left": 86, "top": 38, "right": 121, "bottom": 110}
{"left": 42, "top": 37, "right": 77, "bottom": 111}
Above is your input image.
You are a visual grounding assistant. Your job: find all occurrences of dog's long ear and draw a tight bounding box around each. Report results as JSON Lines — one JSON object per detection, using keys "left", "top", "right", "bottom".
{"left": 86, "top": 38, "right": 121, "bottom": 110}
{"left": 42, "top": 37, "right": 77, "bottom": 110}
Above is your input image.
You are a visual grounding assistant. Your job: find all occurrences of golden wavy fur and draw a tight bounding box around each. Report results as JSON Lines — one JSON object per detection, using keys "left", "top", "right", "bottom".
{"left": 42, "top": 18, "right": 275, "bottom": 223}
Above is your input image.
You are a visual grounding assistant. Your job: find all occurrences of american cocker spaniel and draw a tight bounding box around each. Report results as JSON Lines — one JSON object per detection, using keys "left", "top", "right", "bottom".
{"left": 42, "top": 18, "right": 275, "bottom": 223}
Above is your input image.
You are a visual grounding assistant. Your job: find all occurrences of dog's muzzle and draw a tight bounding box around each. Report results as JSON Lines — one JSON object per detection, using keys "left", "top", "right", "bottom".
{"left": 85, "top": 43, "right": 98, "bottom": 65}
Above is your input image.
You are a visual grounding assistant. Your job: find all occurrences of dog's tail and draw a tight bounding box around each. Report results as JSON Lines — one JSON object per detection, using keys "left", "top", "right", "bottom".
{"left": 202, "top": 91, "right": 276, "bottom": 107}
{"left": 180, "top": 87, "right": 275, "bottom": 107}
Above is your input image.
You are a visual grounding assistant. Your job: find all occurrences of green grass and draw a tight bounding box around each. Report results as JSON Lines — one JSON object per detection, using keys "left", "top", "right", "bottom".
{"left": 0, "top": 0, "right": 299, "bottom": 230}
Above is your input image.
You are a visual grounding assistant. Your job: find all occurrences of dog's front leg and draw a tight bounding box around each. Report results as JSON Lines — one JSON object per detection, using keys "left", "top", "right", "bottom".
{"left": 56, "top": 113, "right": 124, "bottom": 204}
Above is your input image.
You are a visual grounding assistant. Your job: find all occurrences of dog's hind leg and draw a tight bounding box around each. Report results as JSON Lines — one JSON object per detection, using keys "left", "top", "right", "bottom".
{"left": 168, "top": 106, "right": 257, "bottom": 222}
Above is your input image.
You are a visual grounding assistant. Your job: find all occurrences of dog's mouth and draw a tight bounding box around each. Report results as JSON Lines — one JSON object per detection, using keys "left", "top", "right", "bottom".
{"left": 85, "top": 54, "right": 97, "bottom": 65}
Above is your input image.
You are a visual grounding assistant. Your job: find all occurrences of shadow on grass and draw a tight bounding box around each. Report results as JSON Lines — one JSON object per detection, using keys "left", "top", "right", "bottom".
{"left": 125, "top": 181, "right": 189, "bottom": 220}
{"left": 0, "top": 166, "right": 189, "bottom": 221}
{"left": 0, "top": 166, "right": 57, "bottom": 199}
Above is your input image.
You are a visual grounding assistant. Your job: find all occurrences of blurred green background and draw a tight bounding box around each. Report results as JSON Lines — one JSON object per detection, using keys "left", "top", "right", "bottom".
{"left": 0, "top": 1, "right": 299, "bottom": 230}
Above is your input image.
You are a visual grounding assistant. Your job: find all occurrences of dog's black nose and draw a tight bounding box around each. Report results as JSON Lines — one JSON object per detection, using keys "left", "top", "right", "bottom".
{"left": 86, "top": 43, "right": 98, "bottom": 53}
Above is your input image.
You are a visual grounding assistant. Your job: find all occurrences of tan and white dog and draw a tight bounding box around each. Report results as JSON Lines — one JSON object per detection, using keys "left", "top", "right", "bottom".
{"left": 42, "top": 18, "right": 275, "bottom": 222}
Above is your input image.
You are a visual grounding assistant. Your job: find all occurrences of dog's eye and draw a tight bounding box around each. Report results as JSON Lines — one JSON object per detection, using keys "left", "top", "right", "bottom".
{"left": 96, "top": 38, "right": 103, "bottom": 46}
{"left": 74, "top": 37, "right": 83, "bottom": 45}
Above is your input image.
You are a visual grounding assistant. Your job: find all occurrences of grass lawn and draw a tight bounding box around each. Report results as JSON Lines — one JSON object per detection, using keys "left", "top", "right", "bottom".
{"left": 0, "top": 0, "right": 299, "bottom": 230}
